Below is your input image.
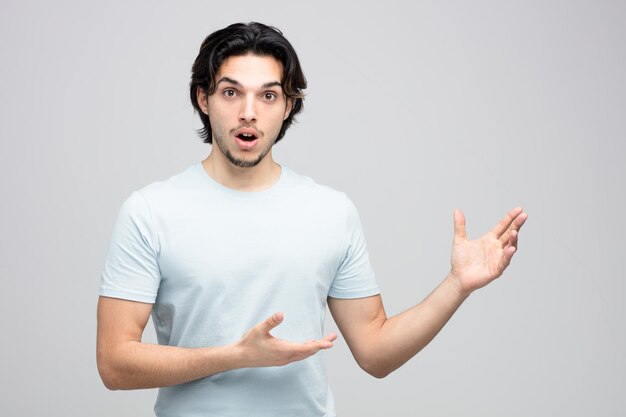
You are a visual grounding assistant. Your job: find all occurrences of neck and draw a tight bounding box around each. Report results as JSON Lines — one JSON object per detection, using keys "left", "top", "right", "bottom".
{"left": 202, "top": 150, "right": 281, "bottom": 192}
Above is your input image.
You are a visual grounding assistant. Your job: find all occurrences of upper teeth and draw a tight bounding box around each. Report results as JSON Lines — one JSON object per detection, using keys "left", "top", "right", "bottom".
{"left": 242, "top": 133, "right": 253, "bottom": 137}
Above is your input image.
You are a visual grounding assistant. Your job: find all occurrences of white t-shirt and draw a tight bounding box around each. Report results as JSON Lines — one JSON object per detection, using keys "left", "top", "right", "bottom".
{"left": 100, "top": 162, "right": 380, "bottom": 417}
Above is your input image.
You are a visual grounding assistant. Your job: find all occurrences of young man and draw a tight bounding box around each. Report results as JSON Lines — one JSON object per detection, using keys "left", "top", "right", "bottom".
{"left": 97, "top": 22, "right": 527, "bottom": 417}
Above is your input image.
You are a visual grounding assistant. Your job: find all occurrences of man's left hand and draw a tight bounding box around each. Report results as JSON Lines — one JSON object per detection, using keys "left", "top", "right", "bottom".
{"left": 449, "top": 207, "right": 528, "bottom": 296}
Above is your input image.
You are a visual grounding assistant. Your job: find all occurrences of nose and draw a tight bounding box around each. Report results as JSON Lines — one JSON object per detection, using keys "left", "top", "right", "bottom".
{"left": 239, "top": 94, "right": 257, "bottom": 123}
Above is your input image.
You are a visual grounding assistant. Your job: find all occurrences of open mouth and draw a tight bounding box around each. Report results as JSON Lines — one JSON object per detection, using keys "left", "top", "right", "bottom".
{"left": 236, "top": 132, "right": 258, "bottom": 142}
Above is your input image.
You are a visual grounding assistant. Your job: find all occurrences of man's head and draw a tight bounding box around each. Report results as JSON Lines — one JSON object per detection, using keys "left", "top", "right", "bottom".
{"left": 190, "top": 22, "right": 306, "bottom": 146}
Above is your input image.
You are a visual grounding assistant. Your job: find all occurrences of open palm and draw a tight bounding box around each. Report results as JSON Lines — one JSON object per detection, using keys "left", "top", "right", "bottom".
{"left": 450, "top": 207, "right": 528, "bottom": 294}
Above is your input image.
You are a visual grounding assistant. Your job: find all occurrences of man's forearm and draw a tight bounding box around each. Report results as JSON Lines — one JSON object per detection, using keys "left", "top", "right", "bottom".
{"left": 367, "top": 273, "right": 469, "bottom": 378}
{"left": 98, "top": 310, "right": 335, "bottom": 390}
{"left": 98, "top": 341, "right": 244, "bottom": 390}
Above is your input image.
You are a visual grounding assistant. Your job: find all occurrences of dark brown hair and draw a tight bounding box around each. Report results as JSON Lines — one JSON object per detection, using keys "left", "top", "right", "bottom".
{"left": 190, "top": 22, "right": 306, "bottom": 144}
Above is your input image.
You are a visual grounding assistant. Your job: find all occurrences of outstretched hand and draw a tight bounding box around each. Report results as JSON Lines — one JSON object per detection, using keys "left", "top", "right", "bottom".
{"left": 449, "top": 207, "right": 528, "bottom": 295}
{"left": 237, "top": 312, "right": 337, "bottom": 368}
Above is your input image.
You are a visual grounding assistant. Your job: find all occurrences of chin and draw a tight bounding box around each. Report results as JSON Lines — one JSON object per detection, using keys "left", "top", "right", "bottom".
{"left": 226, "top": 152, "right": 265, "bottom": 168}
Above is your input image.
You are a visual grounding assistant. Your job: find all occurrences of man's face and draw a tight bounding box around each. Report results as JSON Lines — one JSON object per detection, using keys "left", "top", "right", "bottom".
{"left": 198, "top": 54, "right": 292, "bottom": 168}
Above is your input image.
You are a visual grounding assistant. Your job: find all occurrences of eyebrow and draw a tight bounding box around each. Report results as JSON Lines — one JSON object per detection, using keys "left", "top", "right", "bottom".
{"left": 216, "top": 77, "right": 282, "bottom": 89}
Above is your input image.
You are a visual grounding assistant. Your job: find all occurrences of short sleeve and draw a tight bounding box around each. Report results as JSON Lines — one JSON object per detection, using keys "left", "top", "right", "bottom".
{"left": 99, "top": 191, "right": 161, "bottom": 303}
{"left": 328, "top": 195, "right": 380, "bottom": 299}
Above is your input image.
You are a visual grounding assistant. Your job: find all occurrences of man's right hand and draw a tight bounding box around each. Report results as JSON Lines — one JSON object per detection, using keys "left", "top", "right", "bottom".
{"left": 236, "top": 312, "right": 337, "bottom": 367}
{"left": 97, "top": 297, "right": 337, "bottom": 390}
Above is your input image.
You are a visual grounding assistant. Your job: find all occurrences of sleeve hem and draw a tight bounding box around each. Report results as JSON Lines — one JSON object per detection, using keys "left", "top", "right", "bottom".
{"left": 327, "top": 287, "right": 381, "bottom": 299}
{"left": 99, "top": 287, "right": 156, "bottom": 304}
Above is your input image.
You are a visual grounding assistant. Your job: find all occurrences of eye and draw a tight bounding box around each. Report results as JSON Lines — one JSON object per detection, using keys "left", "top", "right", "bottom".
{"left": 263, "top": 92, "right": 277, "bottom": 101}
{"left": 223, "top": 88, "right": 237, "bottom": 98}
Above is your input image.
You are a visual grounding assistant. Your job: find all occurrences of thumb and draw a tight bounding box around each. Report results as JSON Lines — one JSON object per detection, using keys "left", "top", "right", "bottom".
{"left": 453, "top": 209, "right": 467, "bottom": 241}
{"left": 260, "top": 312, "right": 284, "bottom": 334}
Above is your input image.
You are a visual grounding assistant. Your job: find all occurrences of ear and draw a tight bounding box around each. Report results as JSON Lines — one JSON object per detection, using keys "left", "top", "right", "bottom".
{"left": 283, "top": 98, "right": 294, "bottom": 121}
{"left": 196, "top": 87, "right": 209, "bottom": 115}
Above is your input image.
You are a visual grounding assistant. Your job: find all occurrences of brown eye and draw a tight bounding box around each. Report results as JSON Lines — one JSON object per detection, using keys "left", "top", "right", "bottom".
{"left": 264, "top": 92, "right": 277, "bottom": 101}
{"left": 223, "top": 89, "right": 237, "bottom": 98}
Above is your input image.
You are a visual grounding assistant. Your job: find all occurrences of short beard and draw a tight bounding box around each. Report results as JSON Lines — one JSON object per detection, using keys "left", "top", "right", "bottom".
{"left": 223, "top": 148, "right": 266, "bottom": 167}
{"left": 213, "top": 133, "right": 273, "bottom": 168}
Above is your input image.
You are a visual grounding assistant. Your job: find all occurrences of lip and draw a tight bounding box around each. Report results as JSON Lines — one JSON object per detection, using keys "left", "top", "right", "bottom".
{"left": 235, "top": 136, "right": 259, "bottom": 150}
{"left": 233, "top": 127, "right": 260, "bottom": 150}
{"left": 234, "top": 127, "right": 260, "bottom": 139}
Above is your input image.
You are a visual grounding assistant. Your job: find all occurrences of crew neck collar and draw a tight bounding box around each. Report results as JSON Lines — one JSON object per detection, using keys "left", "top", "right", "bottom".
{"left": 195, "top": 162, "right": 288, "bottom": 199}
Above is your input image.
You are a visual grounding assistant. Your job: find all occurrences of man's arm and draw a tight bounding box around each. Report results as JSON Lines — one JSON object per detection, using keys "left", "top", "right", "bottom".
{"left": 327, "top": 207, "right": 527, "bottom": 379}
{"left": 96, "top": 296, "right": 337, "bottom": 390}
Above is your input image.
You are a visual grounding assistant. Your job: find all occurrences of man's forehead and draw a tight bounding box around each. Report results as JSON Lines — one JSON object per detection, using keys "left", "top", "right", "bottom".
{"left": 216, "top": 54, "right": 284, "bottom": 88}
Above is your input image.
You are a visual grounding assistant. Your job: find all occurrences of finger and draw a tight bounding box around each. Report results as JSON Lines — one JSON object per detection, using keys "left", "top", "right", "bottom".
{"left": 453, "top": 209, "right": 467, "bottom": 241}
{"left": 305, "top": 333, "right": 336, "bottom": 347}
{"left": 499, "top": 228, "right": 518, "bottom": 248}
{"left": 306, "top": 336, "right": 335, "bottom": 348}
{"left": 306, "top": 332, "right": 337, "bottom": 346}
{"left": 498, "top": 211, "right": 528, "bottom": 245}
{"left": 500, "top": 245, "right": 516, "bottom": 269}
{"left": 283, "top": 339, "right": 334, "bottom": 361}
{"left": 304, "top": 338, "right": 334, "bottom": 349}
{"left": 323, "top": 332, "right": 338, "bottom": 343}
{"left": 260, "top": 312, "right": 284, "bottom": 334}
{"left": 514, "top": 211, "right": 528, "bottom": 229}
{"left": 491, "top": 207, "right": 524, "bottom": 239}
{"left": 508, "top": 229, "right": 518, "bottom": 249}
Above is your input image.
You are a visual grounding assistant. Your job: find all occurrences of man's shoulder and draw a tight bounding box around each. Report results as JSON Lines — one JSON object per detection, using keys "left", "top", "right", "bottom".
{"left": 136, "top": 163, "right": 201, "bottom": 199}
{"left": 283, "top": 166, "right": 349, "bottom": 204}
{"left": 114, "top": 163, "right": 203, "bottom": 219}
